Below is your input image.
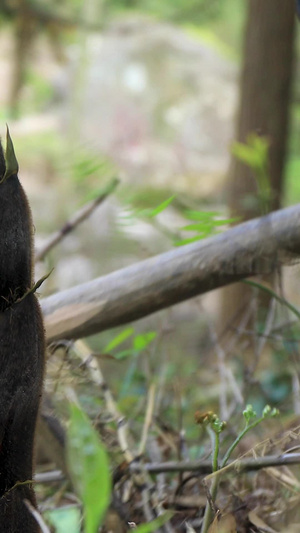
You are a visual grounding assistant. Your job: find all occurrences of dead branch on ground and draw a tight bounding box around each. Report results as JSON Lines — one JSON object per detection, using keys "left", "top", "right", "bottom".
{"left": 40, "top": 203, "right": 300, "bottom": 342}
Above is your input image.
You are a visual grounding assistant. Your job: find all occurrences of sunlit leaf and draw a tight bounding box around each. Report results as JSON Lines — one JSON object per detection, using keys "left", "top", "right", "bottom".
{"left": 231, "top": 141, "right": 259, "bottom": 168}
{"left": 67, "top": 402, "right": 112, "bottom": 533}
{"left": 104, "top": 327, "right": 135, "bottom": 352}
{"left": 147, "top": 195, "right": 175, "bottom": 217}
{"left": 133, "top": 332, "right": 157, "bottom": 351}
{"left": 231, "top": 134, "right": 271, "bottom": 214}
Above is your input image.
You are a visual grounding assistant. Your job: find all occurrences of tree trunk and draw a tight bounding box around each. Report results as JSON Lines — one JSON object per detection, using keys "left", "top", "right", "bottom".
{"left": 9, "top": 1, "right": 36, "bottom": 117}
{"left": 221, "top": 0, "right": 296, "bottom": 327}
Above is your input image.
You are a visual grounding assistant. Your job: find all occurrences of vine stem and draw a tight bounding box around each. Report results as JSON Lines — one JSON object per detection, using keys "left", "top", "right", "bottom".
{"left": 221, "top": 418, "right": 262, "bottom": 468}
{"left": 201, "top": 428, "right": 220, "bottom": 533}
{"left": 201, "top": 417, "right": 264, "bottom": 533}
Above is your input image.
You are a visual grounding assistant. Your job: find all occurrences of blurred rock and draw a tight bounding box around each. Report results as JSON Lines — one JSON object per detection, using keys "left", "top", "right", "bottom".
{"left": 66, "top": 17, "right": 238, "bottom": 197}
{"left": 54, "top": 254, "right": 96, "bottom": 290}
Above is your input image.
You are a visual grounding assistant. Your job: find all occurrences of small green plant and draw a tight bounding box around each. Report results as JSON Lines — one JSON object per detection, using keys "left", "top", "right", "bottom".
{"left": 122, "top": 194, "right": 238, "bottom": 246}
{"left": 138, "top": 195, "right": 176, "bottom": 218}
{"left": 104, "top": 327, "right": 158, "bottom": 400}
{"left": 198, "top": 404, "right": 279, "bottom": 533}
{"left": 104, "top": 327, "right": 157, "bottom": 360}
{"left": 119, "top": 195, "right": 180, "bottom": 242}
{"left": 175, "top": 210, "right": 238, "bottom": 246}
{"left": 232, "top": 133, "right": 271, "bottom": 214}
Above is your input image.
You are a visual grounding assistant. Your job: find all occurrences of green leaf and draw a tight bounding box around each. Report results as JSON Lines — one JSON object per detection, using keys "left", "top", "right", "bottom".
{"left": 181, "top": 222, "right": 214, "bottom": 231}
{"left": 231, "top": 134, "right": 271, "bottom": 214}
{"left": 104, "top": 327, "right": 134, "bottom": 352}
{"left": 133, "top": 332, "right": 157, "bottom": 351}
{"left": 67, "top": 402, "right": 112, "bottom": 533}
{"left": 45, "top": 507, "right": 81, "bottom": 533}
{"left": 232, "top": 134, "right": 269, "bottom": 171}
{"left": 181, "top": 218, "right": 237, "bottom": 233}
{"left": 147, "top": 195, "right": 175, "bottom": 217}
{"left": 114, "top": 349, "right": 136, "bottom": 360}
{"left": 232, "top": 141, "right": 259, "bottom": 168}
{"left": 174, "top": 235, "right": 206, "bottom": 246}
{"left": 133, "top": 512, "right": 173, "bottom": 533}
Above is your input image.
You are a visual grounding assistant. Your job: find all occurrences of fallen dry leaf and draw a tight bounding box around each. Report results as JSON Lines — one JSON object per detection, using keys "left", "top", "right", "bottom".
{"left": 208, "top": 513, "right": 237, "bottom": 533}
{"left": 248, "top": 510, "right": 278, "bottom": 533}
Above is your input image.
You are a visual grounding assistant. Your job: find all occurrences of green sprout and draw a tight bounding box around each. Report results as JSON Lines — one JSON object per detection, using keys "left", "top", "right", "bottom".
{"left": 200, "top": 404, "right": 279, "bottom": 533}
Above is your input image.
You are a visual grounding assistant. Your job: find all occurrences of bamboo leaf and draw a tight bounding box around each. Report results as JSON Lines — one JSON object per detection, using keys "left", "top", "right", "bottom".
{"left": 104, "top": 327, "right": 135, "bottom": 352}
{"left": 133, "top": 512, "right": 173, "bottom": 533}
{"left": 147, "top": 196, "right": 175, "bottom": 217}
{"left": 133, "top": 332, "right": 157, "bottom": 351}
{"left": 67, "top": 401, "right": 111, "bottom": 533}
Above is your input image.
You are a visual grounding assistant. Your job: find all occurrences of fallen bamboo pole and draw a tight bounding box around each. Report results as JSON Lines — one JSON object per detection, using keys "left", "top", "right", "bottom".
{"left": 40, "top": 203, "right": 300, "bottom": 342}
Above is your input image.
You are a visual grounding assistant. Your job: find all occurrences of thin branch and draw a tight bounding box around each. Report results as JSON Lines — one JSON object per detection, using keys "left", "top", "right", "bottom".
{"left": 35, "top": 470, "right": 64, "bottom": 484}
{"left": 23, "top": 500, "right": 51, "bottom": 533}
{"left": 34, "top": 452, "right": 300, "bottom": 483}
{"left": 36, "top": 177, "right": 119, "bottom": 262}
{"left": 129, "top": 452, "right": 300, "bottom": 475}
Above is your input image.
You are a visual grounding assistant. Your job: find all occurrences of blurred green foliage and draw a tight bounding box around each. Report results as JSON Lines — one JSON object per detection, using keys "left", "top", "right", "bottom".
{"left": 0, "top": 0, "right": 237, "bottom": 24}
{"left": 232, "top": 134, "right": 271, "bottom": 214}
{"left": 110, "top": 0, "right": 222, "bottom": 22}
{"left": 104, "top": 327, "right": 157, "bottom": 360}
{"left": 45, "top": 507, "right": 81, "bottom": 533}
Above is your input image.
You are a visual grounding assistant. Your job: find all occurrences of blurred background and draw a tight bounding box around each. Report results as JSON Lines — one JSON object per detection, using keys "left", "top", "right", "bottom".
{"left": 1, "top": 0, "right": 298, "bottom": 289}
{"left": 3, "top": 1, "right": 300, "bottom": 528}
{"left": 1, "top": 0, "right": 296, "bottom": 289}
{"left": 3, "top": 0, "right": 300, "bottom": 414}
{"left": 4, "top": 0, "right": 300, "bottom": 442}
{"left": 0, "top": 0, "right": 242, "bottom": 280}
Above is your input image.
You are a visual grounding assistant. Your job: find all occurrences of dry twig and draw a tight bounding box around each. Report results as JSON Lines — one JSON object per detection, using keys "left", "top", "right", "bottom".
{"left": 24, "top": 500, "right": 51, "bottom": 533}
{"left": 36, "top": 177, "right": 119, "bottom": 262}
{"left": 129, "top": 452, "right": 300, "bottom": 475}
